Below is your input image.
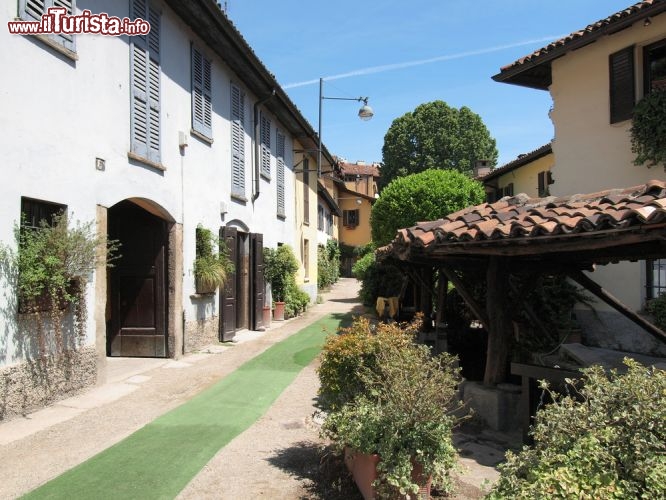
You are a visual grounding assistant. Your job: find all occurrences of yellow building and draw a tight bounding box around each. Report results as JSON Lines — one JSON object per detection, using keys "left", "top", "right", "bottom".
{"left": 480, "top": 144, "right": 554, "bottom": 200}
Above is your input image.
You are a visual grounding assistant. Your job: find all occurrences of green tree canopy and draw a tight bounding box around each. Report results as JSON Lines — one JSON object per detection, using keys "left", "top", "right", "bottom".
{"left": 381, "top": 100, "right": 498, "bottom": 187}
{"left": 371, "top": 169, "right": 485, "bottom": 247}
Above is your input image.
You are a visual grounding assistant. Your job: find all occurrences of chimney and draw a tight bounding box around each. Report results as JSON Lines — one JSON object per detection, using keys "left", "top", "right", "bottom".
{"left": 473, "top": 159, "right": 491, "bottom": 178}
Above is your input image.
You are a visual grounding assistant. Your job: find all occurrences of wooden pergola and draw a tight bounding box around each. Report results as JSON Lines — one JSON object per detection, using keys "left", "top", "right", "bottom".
{"left": 378, "top": 181, "right": 666, "bottom": 385}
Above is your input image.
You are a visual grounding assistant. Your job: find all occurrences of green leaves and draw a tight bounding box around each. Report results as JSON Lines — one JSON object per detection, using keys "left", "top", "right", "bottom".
{"left": 371, "top": 168, "right": 485, "bottom": 246}
{"left": 381, "top": 100, "right": 498, "bottom": 188}
{"left": 631, "top": 90, "right": 666, "bottom": 169}
{"left": 489, "top": 359, "right": 666, "bottom": 499}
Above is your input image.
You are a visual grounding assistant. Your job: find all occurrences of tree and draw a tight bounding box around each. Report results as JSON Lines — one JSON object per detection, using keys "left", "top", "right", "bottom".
{"left": 381, "top": 101, "right": 498, "bottom": 188}
{"left": 371, "top": 169, "right": 485, "bottom": 247}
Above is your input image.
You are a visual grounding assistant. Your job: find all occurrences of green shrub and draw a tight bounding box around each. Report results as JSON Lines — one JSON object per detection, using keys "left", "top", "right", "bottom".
{"left": 319, "top": 315, "right": 466, "bottom": 497}
{"left": 351, "top": 251, "right": 403, "bottom": 307}
{"left": 317, "top": 240, "right": 340, "bottom": 289}
{"left": 647, "top": 293, "right": 666, "bottom": 331}
{"left": 488, "top": 359, "right": 666, "bottom": 499}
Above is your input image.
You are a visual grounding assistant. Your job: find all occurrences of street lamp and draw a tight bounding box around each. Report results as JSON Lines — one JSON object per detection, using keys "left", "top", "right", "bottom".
{"left": 317, "top": 77, "right": 374, "bottom": 177}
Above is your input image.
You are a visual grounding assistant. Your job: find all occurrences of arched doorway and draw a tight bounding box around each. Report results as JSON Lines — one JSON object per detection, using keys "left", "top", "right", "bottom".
{"left": 107, "top": 200, "right": 170, "bottom": 357}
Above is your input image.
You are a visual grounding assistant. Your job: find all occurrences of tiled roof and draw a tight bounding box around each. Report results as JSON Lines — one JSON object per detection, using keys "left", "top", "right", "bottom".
{"left": 381, "top": 180, "right": 666, "bottom": 260}
{"left": 338, "top": 160, "right": 381, "bottom": 177}
{"left": 493, "top": 0, "right": 666, "bottom": 89}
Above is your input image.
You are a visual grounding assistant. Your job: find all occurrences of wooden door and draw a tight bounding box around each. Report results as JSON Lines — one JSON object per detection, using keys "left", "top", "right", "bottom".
{"left": 251, "top": 233, "right": 264, "bottom": 330}
{"left": 108, "top": 201, "right": 167, "bottom": 357}
{"left": 219, "top": 226, "right": 237, "bottom": 341}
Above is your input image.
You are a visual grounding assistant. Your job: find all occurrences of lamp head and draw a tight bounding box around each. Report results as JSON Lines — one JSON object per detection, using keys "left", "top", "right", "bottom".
{"left": 358, "top": 98, "right": 374, "bottom": 121}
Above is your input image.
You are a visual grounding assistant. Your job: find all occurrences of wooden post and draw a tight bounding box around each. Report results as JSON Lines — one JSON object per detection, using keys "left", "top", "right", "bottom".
{"left": 421, "top": 267, "right": 433, "bottom": 332}
{"left": 485, "top": 257, "right": 513, "bottom": 386}
{"left": 435, "top": 270, "right": 448, "bottom": 327}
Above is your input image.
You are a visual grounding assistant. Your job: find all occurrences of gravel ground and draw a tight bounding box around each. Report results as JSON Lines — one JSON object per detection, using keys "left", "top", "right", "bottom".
{"left": 0, "top": 279, "right": 514, "bottom": 499}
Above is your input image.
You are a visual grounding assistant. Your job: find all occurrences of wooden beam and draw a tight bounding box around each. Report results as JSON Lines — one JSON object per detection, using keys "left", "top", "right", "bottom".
{"left": 435, "top": 271, "right": 448, "bottom": 327}
{"left": 440, "top": 267, "right": 489, "bottom": 331}
{"left": 568, "top": 270, "right": 666, "bottom": 344}
{"left": 509, "top": 280, "right": 554, "bottom": 341}
{"left": 485, "top": 257, "right": 514, "bottom": 386}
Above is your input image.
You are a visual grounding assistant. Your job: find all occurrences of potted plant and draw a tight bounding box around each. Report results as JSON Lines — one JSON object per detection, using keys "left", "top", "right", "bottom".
{"left": 631, "top": 89, "right": 666, "bottom": 169}
{"left": 193, "top": 225, "right": 233, "bottom": 294}
{"left": 319, "top": 316, "right": 467, "bottom": 498}
{"left": 263, "top": 245, "right": 299, "bottom": 321}
{"left": 1, "top": 213, "right": 119, "bottom": 355}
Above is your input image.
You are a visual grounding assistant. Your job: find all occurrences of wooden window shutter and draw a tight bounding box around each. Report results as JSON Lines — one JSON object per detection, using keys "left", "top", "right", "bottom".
{"left": 260, "top": 113, "right": 271, "bottom": 179}
{"left": 538, "top": 171, "right": 545, "bottom": 196}
{"left": 303, "top": 161, "right": 310, "bottom": 224}
{"left": 505, "top": 183, "right": 514, "bottom": 196}
{"left": 130, "top": 0, "right": 161, "bottom": 163}
{"left": 276, "top": 131, "right": 286, "bottom": 217}
{"left": 21, "top": 0, "right": 76, "bottom": 52}
{"left": 191, "top": 47, "right": 212, "bottom": 138}
{"left": 231, "top": 84, "right": 246, "bottom": 197}
{"left": 609, "top": 46, "right": 635, "bottom": 124}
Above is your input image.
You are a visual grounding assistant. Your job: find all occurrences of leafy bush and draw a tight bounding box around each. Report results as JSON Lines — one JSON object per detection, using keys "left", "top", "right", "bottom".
{"left": 351, "top": 251, "right": 403, "bottom": 307}
{"left": 631, "top": 90, "right": 666, "bottom": 169}
{"left": 318, "top": 316, "right": 419, "bottom": 412}
{"left": 317, "top": 240, "right": 340, "bottom": 289}
{"left": 371, "top": 168, "right": 485, "bottom": 247}
{"left": 319, "top": 316, "right": 466, "bottom": 497}
{"left": 284, "top": 279, "right": 310, "bottom": 319}
{"left": 193, "top": 225, "right": 233, "bottom": 293}
{"left": 488, "top": 359, "right": 666, "bottom": 499}
{"left": 647, "top": 293, "right": 666, "bottom": 331}
{"left": 263, "top": 245, "right": 299, "bottom": 302}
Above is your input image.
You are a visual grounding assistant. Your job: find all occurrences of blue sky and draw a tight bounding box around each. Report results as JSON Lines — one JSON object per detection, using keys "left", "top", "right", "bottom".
{"left": 225, "top": 1, "right": 633, "bottom": 167}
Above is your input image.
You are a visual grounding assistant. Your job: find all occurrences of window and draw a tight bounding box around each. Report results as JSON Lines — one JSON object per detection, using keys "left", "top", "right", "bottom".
{"left": 537, "top": 171, "right": 554, "bottom": 197}
{"left": 130, "top": 0, "right": 161, "bottom": 165}
{"left": 644, "top": 39, "right": 666, "bottom": 94}
{"left": 609, "top": 46, "right": 635, "bottom": 124}
{"left": 260, "top": 113, "right": 271, "bottom": 179}
{"left": 303, "top": 239, "right": 310, "bottom": 280}
{"left": 191, "top": 46, "right": 212, "bottom": 140}
{"left": 231, "top": 83, "right": 246, "bottom": 199}
{"left": 326, "top": 213, "right": 334, "bottom": 235}
{"left": 20, "top": 0, "right": 76, "bottom": 54}
{"left": 276, "top": 131, "right": 285, "bottom": 217}
{"left": 318, "top": 205, "right": 324, "bottom": 231}
{"left": 504, "top": 183, "right": 514, "bottom": 196}
{"left": 647, "top": 259, "right": 666, "bottom": 300}
{"left": 303, "top": 160, "right": 310, "bottom": 225}
{"left": 343, "top": 209, "right": 359, "bottom": 228}
{"left": 21, "top": 197, "right": 66, "bottom": 229}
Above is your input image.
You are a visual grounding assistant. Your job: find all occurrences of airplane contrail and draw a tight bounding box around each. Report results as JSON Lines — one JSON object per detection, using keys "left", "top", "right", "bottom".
{"left": 283, "top": 34, "right": 566, "bottom": 89}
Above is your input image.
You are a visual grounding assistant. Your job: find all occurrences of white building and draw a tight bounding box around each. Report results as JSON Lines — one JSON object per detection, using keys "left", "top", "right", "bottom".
{"left": 0, "top": 0, "right": 326, "bottom": 419}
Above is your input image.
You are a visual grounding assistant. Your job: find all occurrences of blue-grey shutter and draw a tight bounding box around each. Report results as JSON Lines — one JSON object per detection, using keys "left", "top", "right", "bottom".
{"left": 130, "top": 0, "right": 161, "bottom": 163}
{"left": 260, "top": 113, "right": 271, "bottom": 179}
{"left": 276, "top": 131, "right": 285, "bottom": 216}
{"left": 191, "top": 46, "right": 212, "bottom": 138}
{"left": 231, "top": 84, "right": 246, "bottom": 197}
{"left": 21, "top": 0, "right": 76, "bottom": 52}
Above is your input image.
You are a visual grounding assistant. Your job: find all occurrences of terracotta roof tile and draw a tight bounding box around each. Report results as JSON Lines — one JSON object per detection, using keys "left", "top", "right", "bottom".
{"left": 382, "top": 180, "right": 666, "bottom": 256}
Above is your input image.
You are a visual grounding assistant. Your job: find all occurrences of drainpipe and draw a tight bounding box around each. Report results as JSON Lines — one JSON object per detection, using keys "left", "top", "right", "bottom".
{"left": 253, "top": 90, "right": 276, "bottom": 202}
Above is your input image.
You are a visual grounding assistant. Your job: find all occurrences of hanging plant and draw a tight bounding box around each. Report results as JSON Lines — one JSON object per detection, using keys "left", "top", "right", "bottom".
{"left": 193, "top": 225, "right": 234, "bottom": 294}
{"left": 631, "top": 89, "right": 666, "bottom": 169}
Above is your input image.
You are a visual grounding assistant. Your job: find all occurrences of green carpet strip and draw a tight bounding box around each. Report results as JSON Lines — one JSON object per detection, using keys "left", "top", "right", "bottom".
{"left": 24, "top": 313, "right": 347, "bottom": 500}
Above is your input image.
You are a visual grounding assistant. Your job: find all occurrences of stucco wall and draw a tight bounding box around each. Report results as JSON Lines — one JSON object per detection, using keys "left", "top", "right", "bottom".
{"left": 497, "top": 153, "right": 554, "bottom": 198}
{"left": 339, "top": 198, "right": 373, "bottom": 248}
{"left": 547, "top": 14, "right": 666, "bottom": 312}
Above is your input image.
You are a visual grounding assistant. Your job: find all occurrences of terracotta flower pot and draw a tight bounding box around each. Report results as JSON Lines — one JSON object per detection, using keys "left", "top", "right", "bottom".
{"left": 273, "top": 301, "right": 285, "bottom": 321}
{"left": 262, "top": 306, "right": 272, "bottom": 328}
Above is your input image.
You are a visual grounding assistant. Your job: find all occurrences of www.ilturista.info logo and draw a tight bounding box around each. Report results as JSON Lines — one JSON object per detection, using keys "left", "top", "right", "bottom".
{"left": 8, "top": 7, "right": 150, "bottom": 36}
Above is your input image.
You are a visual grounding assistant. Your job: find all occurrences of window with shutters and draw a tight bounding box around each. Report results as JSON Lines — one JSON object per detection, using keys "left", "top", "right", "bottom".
{"left": 317, "top": 205, "right": 324, "bottom": 231}
{"left": 191, "top": 46, "right": 212, "bottom": 141}
{"left": 129, "top": 0, "right": 161, "bottom": 166}
{"left": 538, "top": 170, "right": 554, "bottom": 197}
{"left": 231, "top": 83, "right": 246, "bottom": 200}
{"left": 343, "top": 209, "right": 359, "bottom": 228}
{"left": 646, "top": 259, "right": 666, "bottom": 299}
{"left": 644, "top": 39, "right": 666, "bottom": 94}
{"left": 19, "top": 0, "right": 76, "bottom": 54}
{"left": 260, "top": 113, "right": 271, "bottom": 180}
{"left": 303, "top": 239, "right": 310, "bottom": 280}
{"left": 504, "top": 183, "right": 514, "bottom": 196}
{"left": 303, "top": 162, "right": 310, "bottom": 225}
{"left": 609, "top": 46, "right": 635, "bottom": 124}
{"left": 276, "top": 131, "right": 286, "bottom": 218}
{"left": 20, "top": 197, "right": 66, "bottom": 230}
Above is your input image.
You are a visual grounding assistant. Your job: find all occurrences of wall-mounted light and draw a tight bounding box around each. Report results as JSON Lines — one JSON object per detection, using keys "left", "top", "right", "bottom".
{"left": 644, "top": 17, "right": 652, "bottom": 27}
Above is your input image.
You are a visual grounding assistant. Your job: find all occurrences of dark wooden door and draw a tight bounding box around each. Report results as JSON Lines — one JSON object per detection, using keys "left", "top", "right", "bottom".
{"left": 219, "top": 226, "right": 237, "bottom": 341}
{"left": 108, "top": 201, "right": 167, "bottom": 357}
{"left": 251, "top": 233, "right": 264, "bottom": 330}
